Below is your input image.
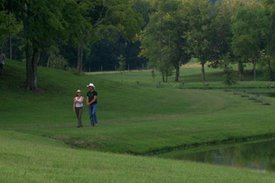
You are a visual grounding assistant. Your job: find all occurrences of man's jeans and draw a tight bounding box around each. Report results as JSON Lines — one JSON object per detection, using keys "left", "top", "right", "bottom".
{"left": 89, "top": 104, "right": 97, "bottom": 126}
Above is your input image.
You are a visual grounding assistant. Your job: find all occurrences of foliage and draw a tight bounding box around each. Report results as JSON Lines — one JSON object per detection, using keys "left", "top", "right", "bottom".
{"left": 1, "top": 0, "right": 275, "bottom": 88}
{"left": 117, "top": 54, "right": 126, "bottom": 72}
{"left": 231, "top": 2, "right": 270, "bottom": 80}
{"left": 223, "top": 55, "right": 236, "bottom": 86}
{"left": 140, "top": 0, "right": 189, "bottom": 82}
{"left": 1, "top": 0, "right": 144, "bottom": 90}
{"left": 2, "top": 0, "right": 73, "bottom": 90}
{"left": 259, "top": 49, "right": 275, "bottom": 80}
{"left": 183, "top": 0, "right": 216, "bottom": 82}
{"left": 0, "top": 11, "right": 22, "bottom": 46}
{"left": 132, "top": 0, "right": 153, "bottom": 28}
{"left": 47, "top": 53, "right": 68, "bottom": 70}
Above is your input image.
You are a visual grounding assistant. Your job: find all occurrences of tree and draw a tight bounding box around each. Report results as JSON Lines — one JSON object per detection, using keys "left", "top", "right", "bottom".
{"left": 141, "top": 0, "right": 190, "bottom": 82}
{"left": 3, "top": 0, "right": 71, "bottom": 90}
{"left": 209, "top": 0, "right": 234, "bottom": 67}
{"left": 61, "top": 0, "right": 92, "bottom": 74}
{"left": 231, "top": 2, "right": 269, "bottom": 81}
{"left": 211, "top": 0, "right": 253, "bottom": 79}
{"left": 117, "top": 54, "right": 126, "bottom": 73}
{"left": 183, "top": 0, "right": 215, "bottom": 82}
{"left": 132, "top": 0, "right": 153, "bottom": 28}
{"left": 0, "top": 11, "right": 11, "bottom": 45}
{"left": 2, "top": 0, "right": 143, "bottom": 90}
{"left": 74, "top": 0, "right": 143, "bottom": 73}
{"left": 262, "top": 0, "right": 275, "bottom": 80}
{"left": 0, "top": 10, "right": 22, "bottom": 59}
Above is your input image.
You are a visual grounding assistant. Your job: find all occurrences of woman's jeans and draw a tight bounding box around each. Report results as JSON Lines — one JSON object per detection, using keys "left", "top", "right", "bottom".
{"left": 75, "top": 107, "right": 83, "bottom": 127}
{"left": 89, "top": 104, "right": 97, "bottom": 126}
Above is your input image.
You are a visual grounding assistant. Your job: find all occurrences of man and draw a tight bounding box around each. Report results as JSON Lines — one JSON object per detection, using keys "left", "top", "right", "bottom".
{"left": 86, "top": 83, "right": 98, "bottom": 126}
{"left": 0, "top": 48, "right": 6, "bottom": 75}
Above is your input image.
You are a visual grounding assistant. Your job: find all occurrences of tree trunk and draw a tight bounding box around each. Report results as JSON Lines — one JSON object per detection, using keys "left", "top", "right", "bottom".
{"left": 9, "top": 33, "right": 12, "bottom": 60}
{"left": 252, "top": 61, "right": 256, "bottom": 81}
{"left": 267, "top": 59, "right": 273, "bottom": 81}
{"left": 77, "top": 43, "right": 83, "bottom": 74}
{"left": 25, "top": 39, "right": 31, "bottom": 89}
{"left": 23, "top": 2, "right": 37, "bottom": 91}
{"left": 201, "top": 62, "right": 206, "bottom": 82}
{"left": 26, "top": 46, "right": 40, "bottom": 91}
{"left": 238, "top": 61, "right": 244, "bottom": 81}
{"left": 47, "top": 53, "right": 51, "bottom": 68}
{"left": 175, "top": 62, "right": 180, "bottom": 82}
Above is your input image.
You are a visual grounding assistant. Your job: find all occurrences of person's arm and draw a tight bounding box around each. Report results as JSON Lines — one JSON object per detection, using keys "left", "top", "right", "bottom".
{"left": 87, "top": 95, "right": 97, "bottom": 106}
{"left": 90, "top": 95, "right": 97, "bottom": 105}
{"left": 86, "top": 96, "right": 90, "bottom": 106}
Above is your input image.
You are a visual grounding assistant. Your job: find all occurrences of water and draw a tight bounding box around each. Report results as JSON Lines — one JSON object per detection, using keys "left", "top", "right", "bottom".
{"left": 262, "top": 92, "right": 275, "bottom": 98}
{"left": 178, "top": 139, "right": 275, "bottom": 172}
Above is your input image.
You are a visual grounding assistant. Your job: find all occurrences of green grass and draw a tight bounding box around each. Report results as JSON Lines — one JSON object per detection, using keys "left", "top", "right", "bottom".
{"left": 1, "top": 130, "right": 275, "bottom": 183}
{"left": 1, "top": 61, "right": 275, "bottom": 182}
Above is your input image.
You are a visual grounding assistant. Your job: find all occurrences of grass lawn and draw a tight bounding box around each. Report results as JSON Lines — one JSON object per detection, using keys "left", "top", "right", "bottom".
{"left": 1, "top": 61, "right": 275, "bottom": 182}
{"left": 1, "top": 130, "right": 275, "bottom": 183}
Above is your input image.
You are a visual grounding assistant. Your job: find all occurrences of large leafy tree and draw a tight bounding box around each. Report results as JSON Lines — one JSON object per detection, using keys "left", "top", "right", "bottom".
{"left": 262, "top": 0, "right": 275, "bottom": 80}
{"left": 67, "top": 0, "right": 143, "bottom": 73}
{"left": 61, "top": 0, "right": 92, "bottom": 74}
{"left": 2, "top": 0, "right": 142, "bottom": 90}
{"left": 141, "top": 0, "right": 190, "bottom": 82}
{"left": 211, "top": 0, "right": 246, "bottom": 80}
{"left": 3, "top": 0, "right": 70, "bottom": 90}
{"left": 231, "top": 1, "right": 269, "bottom": 81}
{"left": 132, "top": 0, "right": 153, "bottom": 28}
{"left": 0, "top": 10, "right": 22, "bottom": 59}
{"left": 210, "top": 0, "right": 233, "bottom": 62}
{"left": 141, "top": 9, "right": 170, "bottom": 82}
{"left": 183, "top": 0, "right": 215, "bottom": 82}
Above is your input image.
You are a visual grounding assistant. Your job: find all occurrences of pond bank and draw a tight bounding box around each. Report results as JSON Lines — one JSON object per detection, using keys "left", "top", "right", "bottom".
{"left": 173, "top": 139, "right": 275, "bottom": 172}
{"left": 129, "top": 132, "right": 275, "bottom": 156}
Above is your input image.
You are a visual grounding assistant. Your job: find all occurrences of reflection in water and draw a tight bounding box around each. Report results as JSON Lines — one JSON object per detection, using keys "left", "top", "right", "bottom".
{"left": 179, "top": 140, "right": 275, "bottom": 172}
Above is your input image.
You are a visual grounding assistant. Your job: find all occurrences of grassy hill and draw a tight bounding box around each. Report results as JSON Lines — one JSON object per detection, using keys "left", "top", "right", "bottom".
{"left": 2, "top": 130, "right": 275, "bottom": 183}
{"left": 1, "top": 61, "right": 275, "bottom": 182}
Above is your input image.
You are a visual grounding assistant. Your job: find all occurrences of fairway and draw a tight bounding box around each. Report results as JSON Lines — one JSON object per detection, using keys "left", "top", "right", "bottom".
{"left": 1, "top": 61, "right": 275, "bottom": 182}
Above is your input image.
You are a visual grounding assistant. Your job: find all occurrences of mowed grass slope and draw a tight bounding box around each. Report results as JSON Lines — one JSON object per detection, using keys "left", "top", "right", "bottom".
{"left": 1, "top": 61, "right": 275, "bottom": 182}
{"left": 1, "top": 61, "right": 275, "bottom": 154}
{"left": 1, "top": 130, "right": 275, "bottom": 183}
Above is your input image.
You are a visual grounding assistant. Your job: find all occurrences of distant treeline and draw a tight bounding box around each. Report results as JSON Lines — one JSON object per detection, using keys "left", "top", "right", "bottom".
{"left": 0, "top": 0, "right": 274, "bottom": 90}
{"left": 140, "top": 0, "right": 275, "bottom": 82}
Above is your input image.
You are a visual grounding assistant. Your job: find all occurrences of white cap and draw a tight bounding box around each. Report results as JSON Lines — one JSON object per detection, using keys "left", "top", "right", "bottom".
{"left": 87, "top": 83, "right": 95, "bottom": 88}
{"left": 76, "top": 89, "right": 81, "bottom": 93}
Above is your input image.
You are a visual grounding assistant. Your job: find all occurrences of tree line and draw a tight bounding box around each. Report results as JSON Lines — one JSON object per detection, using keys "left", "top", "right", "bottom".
{"left": 0, "top": 0, "right": 274, "bottom": 90}
{"left": 0, "top": 0, "right": 146, "bottom": 90}
{"left": 141, "top": 0, "right": 275, "bottom": 82}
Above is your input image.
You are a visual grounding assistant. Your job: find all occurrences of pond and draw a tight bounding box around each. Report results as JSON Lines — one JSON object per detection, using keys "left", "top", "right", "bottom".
{"left": 177, "top": 139, "right": 275, "bottom": 172}
{"left": 262, "top": 92, "right": 275, "bottom": 98}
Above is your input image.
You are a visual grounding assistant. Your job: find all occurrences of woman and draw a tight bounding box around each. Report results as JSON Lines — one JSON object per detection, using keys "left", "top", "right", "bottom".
{"left": 73, "top": 89, "right": 84, "bottom": 128}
